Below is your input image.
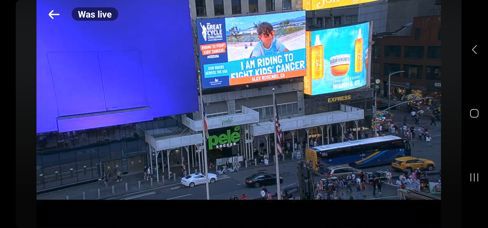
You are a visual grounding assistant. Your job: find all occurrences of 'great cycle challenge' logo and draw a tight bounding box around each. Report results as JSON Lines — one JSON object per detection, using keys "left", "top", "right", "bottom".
{"left": 200, "top": 22, "right": 223, "bottom": 42}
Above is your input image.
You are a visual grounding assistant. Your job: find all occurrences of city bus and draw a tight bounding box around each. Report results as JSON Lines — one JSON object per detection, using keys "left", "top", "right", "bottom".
{"left": 305, "top": 135, "right": 411, "bottom": 173}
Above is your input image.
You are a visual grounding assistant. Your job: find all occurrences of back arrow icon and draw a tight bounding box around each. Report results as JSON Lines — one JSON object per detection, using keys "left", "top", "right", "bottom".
{"left": 473, "top": 45, "right": 478, "bottom": 55}
{"left": 49, "top": 10, "right": 60, "bottom": 20}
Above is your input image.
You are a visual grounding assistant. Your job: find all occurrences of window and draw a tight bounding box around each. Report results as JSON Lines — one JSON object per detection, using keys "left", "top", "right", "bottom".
{"left": 384, "top": 63, "right": 401, "bottom": 76}
{"left": 214, "top": 0, "right": 224, "bottom": 16}
{"left": 334, "top": 169, "right": 346, "bottom": 174}
{"left": 404, "top": 65, "right": 423, "bottom": 79}
{"left": 344, "top": 15, "right": 357, "bottom": 25}
{"left": 404, "top": 46, "right": 424, "bottom": 59}
{"left": 283, "top": 0, "right": 292, "bottom": 10}
{"left": 317, "top": 18, "right": 323, "bottom": 28}
{"left": 196, "top": 0, "right": 206, "bottom": 17}
{"left": 426, "top": 66, "right": 441, "bottom": 80}
{"left": 249, "top": 0, "right": 258, "bottom": 13}
{"left": 334, "top": 16, "right": 342, "bottom": 26}
{"left": 373, "top": 45, "right": 379, "bottom": 59}
{"left": 427, "top": 46, "right": 441, "bottom": 59}
{"left": 266, "top": 0, "right": 275, "bottom": 12}
{"left": 415, "top": 28, "right": 421, "bottom": 40}
{"left": 325, "top": 17, "right": 332, "bottom": 28}
{"left": 232, "top": 0, "right": 241, "bottom": 14}
{"left": 384, "top": 46, "right": 401, "bottom": 58}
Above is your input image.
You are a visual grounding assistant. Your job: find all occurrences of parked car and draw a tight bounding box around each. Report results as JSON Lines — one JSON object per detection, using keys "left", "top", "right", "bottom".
{"left": 391, "top": 156, "right": 435, "bottom": 172}
{"left": 180, "top": 172, "right": 217, "bottom": 187}
{"left": 245, "top": 172, "right": 283, "bottom": 188}
{"left": 322, "top": 164, "right": 362, "bottom": 179}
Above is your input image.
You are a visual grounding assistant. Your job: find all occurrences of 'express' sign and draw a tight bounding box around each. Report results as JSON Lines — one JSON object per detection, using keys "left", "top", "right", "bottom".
{"left": 327, "top": 95, "right": 352, "bottom": 103}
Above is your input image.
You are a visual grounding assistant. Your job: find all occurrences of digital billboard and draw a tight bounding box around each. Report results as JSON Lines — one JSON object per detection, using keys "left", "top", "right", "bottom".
{"left": 37, "top": 0, "right": 198, "bottom": 133}
{"left": 303, "top": 0, "right": 378, "bottom": 10}
{"left": 197, "top": 11, "right": 306, "bottom": 89}
{"left": 304, "top": 22, "right": 371, "bottom": 95}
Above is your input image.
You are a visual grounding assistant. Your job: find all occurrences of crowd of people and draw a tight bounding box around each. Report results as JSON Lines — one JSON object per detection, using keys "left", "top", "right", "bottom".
{"left": 313, "top": 170, "right": 394, "bottom": 200}
{"left": 373, "top": 99, "right": 440, "bottom": 147}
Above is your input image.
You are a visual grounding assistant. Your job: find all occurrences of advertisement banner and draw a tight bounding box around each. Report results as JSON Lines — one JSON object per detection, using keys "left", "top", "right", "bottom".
{"left": 197, "top": 11, "right": 306, "bottom": 89}
{"left": 303, "top": 0, "right": 377, "bottom": 10}
{"left": 305, "top": 22, "right": 370, "bottom": 95}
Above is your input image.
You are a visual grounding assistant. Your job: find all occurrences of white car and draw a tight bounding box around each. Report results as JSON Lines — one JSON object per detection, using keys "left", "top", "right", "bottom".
{"left": 180, "top": 172, "right": 218, "bottom": 187}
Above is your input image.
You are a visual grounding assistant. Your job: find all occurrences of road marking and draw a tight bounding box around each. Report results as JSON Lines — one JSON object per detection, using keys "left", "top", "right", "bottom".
{"left": 105, "top": 182, "right": 183, "bottom": 200}
{"left": 368, "top": 195, "right": 399, "bottom": 200}
{"left": 122, "top": 191, "right": 156, "bottom": 200}
{"left": 285, "top": 183, "right": 296, "bottom": 188}
{"left": 167, "top": 194, "right": 192, "bottom": 200}
{"left": 170, "top": 186, "right": 181, "bottom": 190}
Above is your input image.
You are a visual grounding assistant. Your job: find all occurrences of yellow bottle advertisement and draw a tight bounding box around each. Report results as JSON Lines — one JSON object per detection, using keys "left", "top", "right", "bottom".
{"left": 355, "top": 28, "right": 363, "bottom": 73}
{"left": 307, "top": 22, "right": 370, "bottom": 96}
{"left": 311, "top": 35, "right": 324, "bottom": 80}
{"left": 304, "top": 31, "right": 312, "bottom": 95}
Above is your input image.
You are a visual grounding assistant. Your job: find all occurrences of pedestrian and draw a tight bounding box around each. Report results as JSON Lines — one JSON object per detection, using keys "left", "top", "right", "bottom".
{"left": 239, "top": 194, "right": 248, "bottom": 200}
{"left": 377, "top": 178, "right": 383, "bottom": 195}
{"left": 355, "top": 177, "right": 361, "bottom": 192}
{"left": 430, "top": 115, "right": 437, "bottom": 126}
{"left": 260, "top": 188, "right": 268, "bottom": 199}
{"left": 372, "top": 177, "right": 378, "bottom": 197}
{"left": 116, "top": 169, "right": 122, "bottom": 182}
{"left": 386, "top": 170, "right": 392, "bottom": 184}
{"left": 410, "top": 127, "right": 416, "bottom": 139}
{"left": 411, "top": 110, "right": 417, "bottom": 121}
{"left": 143, "top": 165, "right": 148, "bottom": 180}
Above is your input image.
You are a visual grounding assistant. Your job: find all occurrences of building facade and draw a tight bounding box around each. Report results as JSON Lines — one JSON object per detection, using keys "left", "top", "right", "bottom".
{"left": 36, "top": 0, "right": 375, "bottom": 192}
{"left": 372, "top": 15, "right": 441, "bottom": 98}
{"left": 183, "top": 0, "right": 372, "bottom": 172}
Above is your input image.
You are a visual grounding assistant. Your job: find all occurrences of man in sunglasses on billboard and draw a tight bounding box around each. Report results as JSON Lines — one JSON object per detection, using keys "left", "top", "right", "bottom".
{"left": 250, "top": 22, "right": 289, "bottom": 58}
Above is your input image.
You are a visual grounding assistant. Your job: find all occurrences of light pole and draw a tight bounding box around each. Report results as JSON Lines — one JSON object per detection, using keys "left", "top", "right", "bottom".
{"left": 388, "top": 71, "right": 405, "bottom": 109}
{"left": 373, "top": 78, "right": 381, "bottom": 115}
{"left": 373, "top": 79, "right": 380, "bottom": 136}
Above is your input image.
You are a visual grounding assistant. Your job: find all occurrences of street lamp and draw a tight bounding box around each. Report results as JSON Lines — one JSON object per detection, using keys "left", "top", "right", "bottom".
{"left": 373, "top": 78, "right": 381, "bottom": 115}
{"left": 388, "top": 71, "right": 405, "bottom": 109}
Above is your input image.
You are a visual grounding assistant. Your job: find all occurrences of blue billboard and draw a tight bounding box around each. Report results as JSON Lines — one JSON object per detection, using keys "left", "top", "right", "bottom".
{"left": 304, "top": 22, "right": 371, "bottom": 95}
{"left": 197, "top": 11, "right": 307, "bottom": 89}
{"left": 37, "top": 0, "right": 198, "bottom": 133}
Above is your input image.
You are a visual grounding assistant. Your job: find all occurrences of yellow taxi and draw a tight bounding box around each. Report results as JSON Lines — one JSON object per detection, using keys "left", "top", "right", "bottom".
{"left": 391, "top": 156, "right": 435, "bottom": 172}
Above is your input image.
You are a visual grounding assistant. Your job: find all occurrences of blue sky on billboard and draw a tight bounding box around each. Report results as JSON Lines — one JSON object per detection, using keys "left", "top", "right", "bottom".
{"left": 37, "top": 0, "right": 198, "bottom": 133}
{"left": 225, "top": 11, "right": 306, "bottom": 34}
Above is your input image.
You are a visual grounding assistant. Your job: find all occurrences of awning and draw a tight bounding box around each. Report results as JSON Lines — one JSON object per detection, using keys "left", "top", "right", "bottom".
{"left": 182, "top": 106, "right": 259, "bottom": 131}
{"left": 251, "top": 105, "right": 364, "bottom": 136}
{"left": 145, "top": 127, "right": 202, "bottom": 151}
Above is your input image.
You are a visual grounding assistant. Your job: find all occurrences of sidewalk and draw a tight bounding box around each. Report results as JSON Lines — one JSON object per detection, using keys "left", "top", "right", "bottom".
{"left": 37, "top": 171, "right": 180, "bottom": 200}
{"left": 37, "top": 157, "right": 301, "bottom": 200}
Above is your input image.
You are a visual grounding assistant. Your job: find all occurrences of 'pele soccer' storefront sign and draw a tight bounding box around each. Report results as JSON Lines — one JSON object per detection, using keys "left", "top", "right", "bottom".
{"left": 208, "top": 126, "right": 241, "bottom": 150}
